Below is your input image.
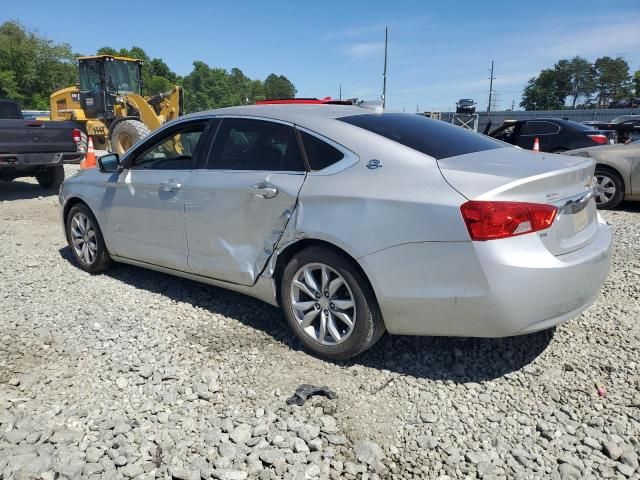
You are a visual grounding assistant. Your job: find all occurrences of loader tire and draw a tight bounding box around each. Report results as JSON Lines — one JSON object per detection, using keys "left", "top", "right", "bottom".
{"left": 110, "top": 120, "right": 150, "bottom": 154}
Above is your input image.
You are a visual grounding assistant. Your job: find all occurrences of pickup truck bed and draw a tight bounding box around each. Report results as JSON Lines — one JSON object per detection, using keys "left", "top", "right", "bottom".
{"left": 0, "top": 99, "right": 83, "bottom": 189}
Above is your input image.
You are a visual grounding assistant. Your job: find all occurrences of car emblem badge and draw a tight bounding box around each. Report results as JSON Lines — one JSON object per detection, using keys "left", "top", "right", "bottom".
{"left": 366, "top": 159, "right": 382, "bottom": 170}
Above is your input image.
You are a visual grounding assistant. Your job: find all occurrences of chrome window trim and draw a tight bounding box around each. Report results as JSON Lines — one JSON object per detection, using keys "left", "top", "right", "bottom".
{"left": 295, "top": 126, "right": 359, "bottom": 176}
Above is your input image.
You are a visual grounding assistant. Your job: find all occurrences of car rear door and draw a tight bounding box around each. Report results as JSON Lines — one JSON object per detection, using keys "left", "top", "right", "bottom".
{"left": 104, "top": 120, "right": 209, "bottom": 270}
{"left": 184, "top": 117, "right": 307, "bottom": 285}
{"left": 516, "top": 121, "right": 560, "bottom": 151}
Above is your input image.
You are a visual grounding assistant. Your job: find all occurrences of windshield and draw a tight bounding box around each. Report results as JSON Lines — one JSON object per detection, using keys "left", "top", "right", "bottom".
{"left": 104, "top": 60, "right": 140, "bottom": 94}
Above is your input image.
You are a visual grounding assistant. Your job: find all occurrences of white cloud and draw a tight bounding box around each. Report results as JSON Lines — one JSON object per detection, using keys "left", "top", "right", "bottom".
{"left": 342, "top": 42, "right": 385, "bottom": 59}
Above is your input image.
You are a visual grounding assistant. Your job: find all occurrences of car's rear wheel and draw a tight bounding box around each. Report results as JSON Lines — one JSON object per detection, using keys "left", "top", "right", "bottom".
{"left": 281, "top": 246, "right": 384, "bottom": 360}
{"left": 66, "top": 204, "right": 111, "bottom": 273}
{"left": 594, "top": 167, "right": 624, "bottom": 210}
{"left": 36, "top": 166, "right": 64, "bottom": 189}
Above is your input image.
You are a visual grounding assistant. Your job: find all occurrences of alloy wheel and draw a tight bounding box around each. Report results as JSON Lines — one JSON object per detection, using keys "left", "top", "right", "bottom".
{"left": 70, "top": 212, "right": 98, "bottom": 265}
{"left": 290, "top": 263, "right": 356, "bottom": 346}
{"left": 595, "top": 174, "right": 616, "bottom": 205}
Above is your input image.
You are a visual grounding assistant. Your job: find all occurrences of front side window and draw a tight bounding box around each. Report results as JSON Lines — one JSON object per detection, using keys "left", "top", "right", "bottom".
{"left": 208, "top": 118, "right": 305, "bottom": 171}
{"left": 521, "top": 121, "right": 559, "bottom": 135}
{"left": 131, "top": 122, "right": 206, "bottom": 170}
{"left": 299, "top": 131, "right": 345, "bottom": 171}
{"left": 339, "top": 113, "right": 506, "bottom": 160}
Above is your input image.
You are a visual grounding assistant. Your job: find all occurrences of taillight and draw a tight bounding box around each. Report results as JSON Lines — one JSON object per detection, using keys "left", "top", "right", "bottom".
{"left": 72, "top": 128, "right": 82, "bottom": 144}
{"left": 587, "top": 134, "right": 608, "bottom": 145}
{"left": 460, "top": 201, "right": 557, "bottom": 241}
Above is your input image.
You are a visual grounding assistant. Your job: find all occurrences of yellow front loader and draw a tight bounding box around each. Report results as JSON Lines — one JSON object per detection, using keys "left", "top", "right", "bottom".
{"left": 50, "top": 55, "right": 183, "bottom": 153}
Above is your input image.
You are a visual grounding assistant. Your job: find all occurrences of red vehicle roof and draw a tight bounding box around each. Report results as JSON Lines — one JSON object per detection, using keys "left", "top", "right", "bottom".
{"left": 255, "top": 97, "right": 354, "bottom": 105}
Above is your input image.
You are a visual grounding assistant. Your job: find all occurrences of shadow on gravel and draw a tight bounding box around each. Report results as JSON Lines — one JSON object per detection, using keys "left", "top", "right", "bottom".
{"left": 59, "top": 246, "right": 554, "bottom": 383}
{"left": 0, "top": 179, "right": 56, "bottom": 201}
{"left": 615, "top": 201, "right": 640, "bottom": 213}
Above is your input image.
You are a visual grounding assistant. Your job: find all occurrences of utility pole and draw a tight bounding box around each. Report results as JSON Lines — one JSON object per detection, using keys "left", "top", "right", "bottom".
{"left": 382, "top": 26, "right": 388, "bottom": 109}
{"left": 511, "top": 99, "right": 515, "bottom": 111}
{"left": 339, "top": 83, "right": 342, "bottom": 100}
{"left": 487, "top": 60, "right": 495, "bottom": 114}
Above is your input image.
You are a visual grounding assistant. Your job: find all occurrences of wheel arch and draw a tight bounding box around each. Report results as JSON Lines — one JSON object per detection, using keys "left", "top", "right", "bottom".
{"left": 271, "top": 238, "right": 380, "bottom": 310}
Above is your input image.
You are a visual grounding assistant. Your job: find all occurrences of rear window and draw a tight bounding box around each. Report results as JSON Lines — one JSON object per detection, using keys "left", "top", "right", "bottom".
{"left": 338, "top": 113, "right": 505, "bottom": 160}
{"left": 0, "top": 101, "right": 21, "bottom": 120}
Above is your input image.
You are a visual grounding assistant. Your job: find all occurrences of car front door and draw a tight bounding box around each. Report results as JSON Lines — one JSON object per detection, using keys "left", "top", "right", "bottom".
{"left": 184, "top": 117, "right": 307, "bottom": 285}
{"left": 104, "top": 120, "right": 209, "bottom": 270}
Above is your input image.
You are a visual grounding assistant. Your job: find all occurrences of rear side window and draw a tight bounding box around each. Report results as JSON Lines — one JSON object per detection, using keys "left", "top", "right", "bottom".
{"left": 339, "top": 113, "right": 505, "bottom": 160}
{"left": 208, "top": 118, "right": 305, "bottom": 171}
{"left": 299, "top": 131, "right": 345, "bottom": 170}
{"left": 521, "top": 121, "right": 560, "bottom": 135}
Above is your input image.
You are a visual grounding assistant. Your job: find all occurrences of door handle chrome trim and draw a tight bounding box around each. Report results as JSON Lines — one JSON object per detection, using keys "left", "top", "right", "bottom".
{"left": 248, "top": 184, "right": 278, "bottom": 199}
{"left": 160, "top": 180, "right": 182, "bottom": 192}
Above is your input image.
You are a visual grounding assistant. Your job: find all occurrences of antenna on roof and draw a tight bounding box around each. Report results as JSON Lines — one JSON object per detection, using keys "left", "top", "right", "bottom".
{"left": 382, "top": 26, "right": 388, "bottom": 109}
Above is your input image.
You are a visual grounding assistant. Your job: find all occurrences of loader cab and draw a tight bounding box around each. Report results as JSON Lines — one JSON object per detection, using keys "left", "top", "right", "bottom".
{"left": 78, "top": 55, "right": 143, "bottom": 119}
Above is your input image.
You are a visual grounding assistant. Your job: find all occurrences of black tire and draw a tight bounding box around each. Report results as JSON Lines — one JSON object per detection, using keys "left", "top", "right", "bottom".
{"left": 65, "top": 203, "right": 111, "bottom": 273}
{"left": 281, "top": 246, "right": 384, "bottom": 360}
{"left": 594, "top": 166, "right": 624, "bottom": 210}
{"left": 110, "top": 119, "right": 150, "bottom": 154}
{"left": 36, "top": 166, "right": 64, "bottom": 190}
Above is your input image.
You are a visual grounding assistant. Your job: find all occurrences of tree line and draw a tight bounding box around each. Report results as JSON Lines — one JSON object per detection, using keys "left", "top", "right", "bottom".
{"left": 0, "top": 21, "right": 297, "bottom": 112}
{"left": 520, "top": 56, "right": 640, "bottom": 110}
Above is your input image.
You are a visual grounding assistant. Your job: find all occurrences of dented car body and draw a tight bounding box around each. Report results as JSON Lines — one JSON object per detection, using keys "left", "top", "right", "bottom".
{"left": 60, "top": 104, "right": 612, "bottom": 350}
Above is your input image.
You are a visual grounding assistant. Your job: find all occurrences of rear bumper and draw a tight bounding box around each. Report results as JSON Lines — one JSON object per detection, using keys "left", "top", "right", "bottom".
{"left": 359, "top": 218, "right": 612, "bottom": 337}
{"left": 0, "top": 151, "right": 83, "bottom": 168}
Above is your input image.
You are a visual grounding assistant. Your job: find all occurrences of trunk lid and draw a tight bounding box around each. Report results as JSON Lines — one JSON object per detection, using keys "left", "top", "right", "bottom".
{"left": 438, "top": 147, "right": 598, "bottom": 255}
{"left": 0, "top": 119, "right": 77, "bottom": 154}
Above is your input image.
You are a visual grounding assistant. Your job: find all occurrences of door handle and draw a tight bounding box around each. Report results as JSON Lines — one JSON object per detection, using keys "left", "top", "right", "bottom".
{"left": 248, "top": 183, "right": 278, "bottom": 199}
{"left": 161, "top": 180, "right": 182, "bottom": 192}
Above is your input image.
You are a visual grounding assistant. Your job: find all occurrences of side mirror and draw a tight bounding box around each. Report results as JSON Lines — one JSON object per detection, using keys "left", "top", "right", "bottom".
{"left": 97, "top": 153, "right": 120, "bottom": 173}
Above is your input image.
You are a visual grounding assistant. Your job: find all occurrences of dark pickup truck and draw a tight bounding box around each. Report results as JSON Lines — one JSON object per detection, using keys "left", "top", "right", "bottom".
{"left": 0, "top": 99, "right": 83, "bottom": 190}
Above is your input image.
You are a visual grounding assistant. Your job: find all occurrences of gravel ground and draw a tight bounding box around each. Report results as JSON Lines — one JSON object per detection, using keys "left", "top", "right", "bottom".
{"left": 0, "top": 166, "right": 639, "bottom": 480}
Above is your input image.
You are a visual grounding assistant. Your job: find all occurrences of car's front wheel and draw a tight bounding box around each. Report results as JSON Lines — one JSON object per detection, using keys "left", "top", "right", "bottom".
{"left": 281, "top": 246, "right": 384, "bottom": 360}
{"left": 66, "top": 204, "right": 112, "bottom": 273}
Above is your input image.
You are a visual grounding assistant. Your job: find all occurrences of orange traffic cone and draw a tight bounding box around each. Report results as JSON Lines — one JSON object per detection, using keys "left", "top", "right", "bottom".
{"left": 533, "top": 137, "right": 540, "bottom": 152}
{"left": 80, "top": 136, "right": 97, "bottom": 169}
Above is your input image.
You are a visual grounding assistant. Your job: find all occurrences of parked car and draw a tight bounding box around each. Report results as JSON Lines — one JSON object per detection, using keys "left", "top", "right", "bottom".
{"left": 456, "top": 98, "right": 476, "bottom": 114}
{"left": 0, "top": 99, "right": 83, "bottom": 189}
{"left": 489, "top": 118, "right": 616, "bottom": 152}
{"left": 608, "top": 98, "right": 640, "bottom": 109}
{"left": 59, "top": 104, "right": 612, "bottom": 359}
{"left": 582, "top": 115, "right": 640, "bottom": 143}
{"left": 566, "top": 140, "right": 640, "bottom": 209}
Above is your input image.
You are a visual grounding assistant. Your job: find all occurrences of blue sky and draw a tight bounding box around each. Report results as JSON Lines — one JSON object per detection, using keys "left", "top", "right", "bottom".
{"left": 3, "top": 1, "right": 639, "bottom": 112}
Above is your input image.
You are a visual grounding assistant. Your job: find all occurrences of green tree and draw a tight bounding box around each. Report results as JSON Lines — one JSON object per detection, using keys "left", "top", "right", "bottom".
{"left": 562, "top": 57, "right": 596, "bottom": 108}
{"left": 593, "top": 56, "right": 631, "bottom": 106}
{"left": 264, "top": 74, "right": 297, "bottom": 99}
{"left": 631, "top": 70, "right": 640, "bottom": 97}
{"left": 0, "top": 21, "right": 77, "bottom": 109}
{"left": 520, "top": 69, "right": 566, "bottom": 110}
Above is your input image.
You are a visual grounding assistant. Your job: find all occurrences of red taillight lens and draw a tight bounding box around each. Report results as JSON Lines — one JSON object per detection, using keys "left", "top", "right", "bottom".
{"left": 460, "top": 201, "right": 557, "bottom": 241}
{"left": 72, "top": 128, "right": 82, "bottom": 143}
{"left": 587, "top": 134, "right": 608, "bottom": 145}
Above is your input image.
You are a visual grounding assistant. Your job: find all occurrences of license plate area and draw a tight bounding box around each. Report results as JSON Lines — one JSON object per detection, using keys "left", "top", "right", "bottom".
{"left": 572, "top": 207, "right": 589, "bottom": 232}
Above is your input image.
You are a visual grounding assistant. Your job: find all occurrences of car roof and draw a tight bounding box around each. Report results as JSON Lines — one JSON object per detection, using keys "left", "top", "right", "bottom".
{"left": 179, "top": 104, "right": 372, "bottom": 124}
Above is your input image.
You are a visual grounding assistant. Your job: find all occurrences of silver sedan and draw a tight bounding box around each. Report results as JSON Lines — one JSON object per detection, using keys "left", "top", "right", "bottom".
{"left": 59, "top": 104, "right": 612, "bottom": 359}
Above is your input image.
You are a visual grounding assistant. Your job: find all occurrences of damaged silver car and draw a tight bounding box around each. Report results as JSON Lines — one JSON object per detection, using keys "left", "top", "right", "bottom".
{"left": 59, "top": 104, "right": 612, "bottom": 359}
